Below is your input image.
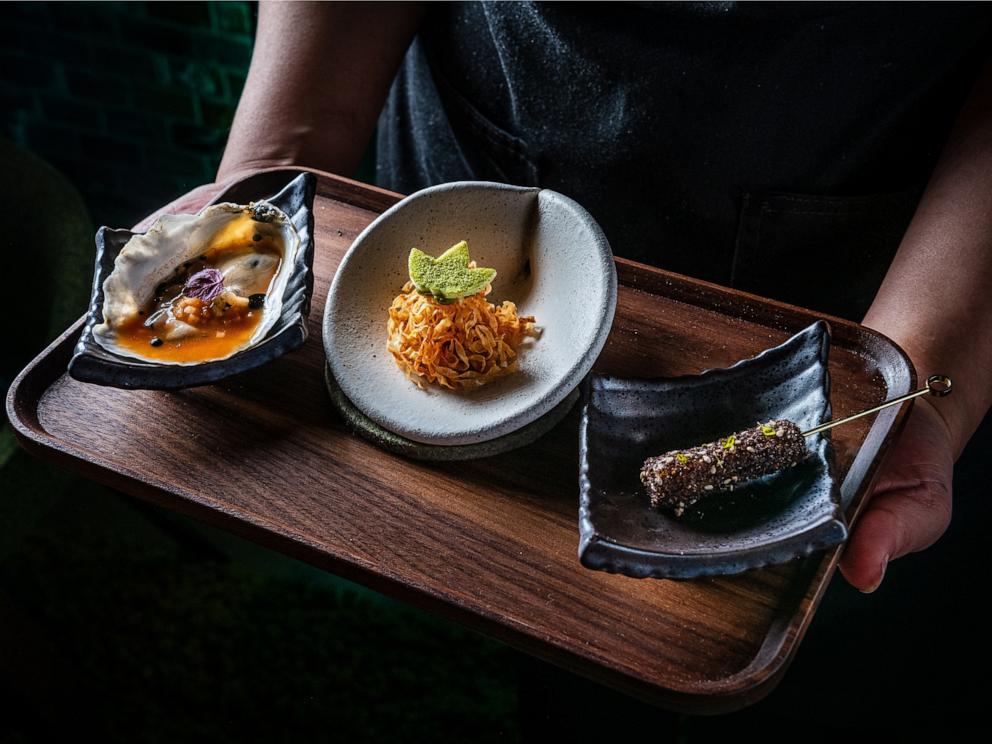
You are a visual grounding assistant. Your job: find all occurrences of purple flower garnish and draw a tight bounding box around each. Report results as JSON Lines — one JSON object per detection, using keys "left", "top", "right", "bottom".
{"left": 183, "top": 268, "right": 225, "bottom": 301}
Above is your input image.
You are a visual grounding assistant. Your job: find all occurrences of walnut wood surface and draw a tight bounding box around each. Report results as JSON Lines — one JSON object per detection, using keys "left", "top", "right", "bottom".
{"left": 6, "top": 172, "right": 914, "bottom": 714}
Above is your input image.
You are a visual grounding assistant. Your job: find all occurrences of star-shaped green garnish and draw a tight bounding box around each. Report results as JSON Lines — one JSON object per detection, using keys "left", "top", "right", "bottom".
{"left": 408, "top": 241, "right": 497, "bottom": 303}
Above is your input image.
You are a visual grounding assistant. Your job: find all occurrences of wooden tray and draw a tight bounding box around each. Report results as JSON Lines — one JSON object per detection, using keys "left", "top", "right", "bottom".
{"left": 5, "top": 171, "right": 914, "bottom": 714}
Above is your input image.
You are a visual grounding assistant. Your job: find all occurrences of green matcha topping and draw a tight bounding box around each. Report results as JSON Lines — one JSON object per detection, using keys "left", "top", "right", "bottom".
{"left": 408, "top": 241, "right": 497, "bottom": 303}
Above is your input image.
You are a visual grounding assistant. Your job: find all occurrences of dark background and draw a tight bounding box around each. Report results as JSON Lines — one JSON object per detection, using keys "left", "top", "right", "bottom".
{"left": 1, "top": 2, "right": 989, "bottom": 742}
{"left": 2, "top": 2, "right": 254, "bottom": 229}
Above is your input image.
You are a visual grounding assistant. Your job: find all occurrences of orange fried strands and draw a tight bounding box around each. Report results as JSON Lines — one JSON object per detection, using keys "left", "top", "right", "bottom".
{"left": 387, "top": 281, "right": 538, "bottom": 389}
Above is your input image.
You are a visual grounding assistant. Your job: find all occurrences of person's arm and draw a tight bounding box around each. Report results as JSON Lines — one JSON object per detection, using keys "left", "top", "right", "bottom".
{"left": 136, "top": 1, "right": 424, "bottom": 229}
{"left": 218, "top": 0, "right": 425, "bottom": 181}
{"left": 839, "top": 63, "right": 992, "bottom": 592}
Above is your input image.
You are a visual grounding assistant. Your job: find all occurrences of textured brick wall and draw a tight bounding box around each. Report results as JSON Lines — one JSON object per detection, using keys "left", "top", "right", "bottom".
{"left": 1, "top": 1, "right": 255, "bottom": 228}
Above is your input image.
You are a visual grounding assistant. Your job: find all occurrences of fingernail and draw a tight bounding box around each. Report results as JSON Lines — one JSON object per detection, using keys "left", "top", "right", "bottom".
{"left": 860, "top": 556, "right": 888, "bottom": 594}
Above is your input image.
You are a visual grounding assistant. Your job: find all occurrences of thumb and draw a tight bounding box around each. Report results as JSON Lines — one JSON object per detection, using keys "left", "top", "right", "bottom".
{"left": 838, "top": 480, "right": 951, "bottom": 592}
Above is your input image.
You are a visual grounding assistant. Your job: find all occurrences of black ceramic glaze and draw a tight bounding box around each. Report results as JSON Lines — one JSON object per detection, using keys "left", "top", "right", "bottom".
{"left": 578, "top": 320, "right": 846, "bottom": 580}
{"left": 68, "top": 171, "right": 316, "bottom": 390}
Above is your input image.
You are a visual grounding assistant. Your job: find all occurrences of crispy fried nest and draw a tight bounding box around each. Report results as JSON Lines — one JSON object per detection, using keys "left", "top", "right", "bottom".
{"left": 387, "top": 281, "right": 538, "bottom": 389}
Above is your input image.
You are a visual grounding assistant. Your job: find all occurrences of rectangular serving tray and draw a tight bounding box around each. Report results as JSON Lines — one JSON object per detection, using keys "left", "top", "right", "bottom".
{"left": 5, "top": 170, "right": 914, "bottom": 714}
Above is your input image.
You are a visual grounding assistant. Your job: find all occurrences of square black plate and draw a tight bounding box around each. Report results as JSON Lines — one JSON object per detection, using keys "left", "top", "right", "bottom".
{"left": 578, "top": 320, "right": 847, "bottom": 579}
{"left": 68, "top": 170, "right": 316, "bottom": 390}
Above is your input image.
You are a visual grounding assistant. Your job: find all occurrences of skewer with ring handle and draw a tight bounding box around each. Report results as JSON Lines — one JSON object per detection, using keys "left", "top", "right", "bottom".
{"left": 802, "top": 374, "right": 952, "bottom": 438}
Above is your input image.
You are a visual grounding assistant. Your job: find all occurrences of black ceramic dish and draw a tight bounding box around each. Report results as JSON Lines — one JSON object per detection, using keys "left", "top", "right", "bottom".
{"left": 69, "top": 170, "right": 316, "bottom": 390}
{"left": 578, "top": 320, "right": 847, "bottom": 580}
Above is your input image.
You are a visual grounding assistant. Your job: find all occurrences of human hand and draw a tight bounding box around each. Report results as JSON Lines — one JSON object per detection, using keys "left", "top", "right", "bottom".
{"left": 838, "top": 396, "right": 956, "bottom": 592}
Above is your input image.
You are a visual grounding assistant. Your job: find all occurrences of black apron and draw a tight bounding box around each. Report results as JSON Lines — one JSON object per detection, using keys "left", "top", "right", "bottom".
{"left": 377, "top": 1, "right": 991, "bottom": 320}
{"left": 376, "top": 4, "right": 992, "bottom": 729}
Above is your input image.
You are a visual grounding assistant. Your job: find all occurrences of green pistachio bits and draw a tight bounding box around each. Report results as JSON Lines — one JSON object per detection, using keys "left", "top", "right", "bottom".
{"left": 408, "top": 241, "right": 497, "bottom": 302}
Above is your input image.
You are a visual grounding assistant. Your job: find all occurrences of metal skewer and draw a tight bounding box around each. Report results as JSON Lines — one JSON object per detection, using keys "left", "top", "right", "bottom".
{"left": 802, "top": 374, "right": 952, "bottom": 438}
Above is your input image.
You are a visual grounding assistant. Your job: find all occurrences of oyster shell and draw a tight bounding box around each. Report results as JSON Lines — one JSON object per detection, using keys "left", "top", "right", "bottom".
{"left": 93, "top": 201, "right": 302, "bottom": 365}
{"left": 70, "top": 170, "right": 316, "bottom": 390}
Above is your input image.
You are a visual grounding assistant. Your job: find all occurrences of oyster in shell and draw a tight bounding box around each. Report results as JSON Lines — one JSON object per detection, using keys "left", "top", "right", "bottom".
{"left": 69, "top": 170, "right": 316, "bottom": 390}
{"left": 93, "top": 201, "right": 301, "bottom": 365}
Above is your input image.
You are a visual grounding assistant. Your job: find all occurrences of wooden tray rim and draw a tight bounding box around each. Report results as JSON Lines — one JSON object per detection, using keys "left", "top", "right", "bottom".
{"left": 3, "top": 169, "right": 917, "bottom": 712}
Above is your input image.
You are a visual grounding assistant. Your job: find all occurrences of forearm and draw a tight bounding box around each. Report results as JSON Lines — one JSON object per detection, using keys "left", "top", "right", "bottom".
{"left": 217, "top": 0, "right": 425, "bottom": 182}
{"left": 862, "top": 63, "right": 992, "bottom": 457}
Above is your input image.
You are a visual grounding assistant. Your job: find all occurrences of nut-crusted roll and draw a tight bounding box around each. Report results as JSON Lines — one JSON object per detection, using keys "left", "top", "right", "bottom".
{"left": 640, "top": 419, "right": 809, "bottom": 516}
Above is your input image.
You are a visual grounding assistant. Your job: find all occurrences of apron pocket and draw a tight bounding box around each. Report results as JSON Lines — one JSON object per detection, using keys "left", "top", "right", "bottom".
{"left": 731, "top": 190, "right": 920, "bottom": 321}
{"left": 433, "top": 68, "right": 541, "bottom": 187}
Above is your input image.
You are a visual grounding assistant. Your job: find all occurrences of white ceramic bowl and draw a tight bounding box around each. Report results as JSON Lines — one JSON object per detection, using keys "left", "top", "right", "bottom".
{"left": 323, "top": 181, "right": 616, "bottom": 446}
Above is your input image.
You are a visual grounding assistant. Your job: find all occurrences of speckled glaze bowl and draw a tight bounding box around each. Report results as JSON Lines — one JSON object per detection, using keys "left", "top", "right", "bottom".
{"left": 324, "top": 364, "right": 580, "bottom": 460}
{"left": 324, "top": 181, "right": 616, "bottom": 446}
{"left": 579, "top": 320, "right": 846, "bottom": 580}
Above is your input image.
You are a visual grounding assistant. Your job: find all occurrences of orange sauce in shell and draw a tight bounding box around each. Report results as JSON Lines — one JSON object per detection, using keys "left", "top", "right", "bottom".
{"left": 114, "top": 212, "right": 282, "bottom": 363}
{"left": 115, "top": 305, "right": 264, "bottom": 363}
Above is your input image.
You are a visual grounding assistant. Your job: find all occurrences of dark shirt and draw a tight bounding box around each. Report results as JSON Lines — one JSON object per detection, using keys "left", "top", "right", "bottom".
{"left": 377, "top": 1, "right": 991, "bottom": 320}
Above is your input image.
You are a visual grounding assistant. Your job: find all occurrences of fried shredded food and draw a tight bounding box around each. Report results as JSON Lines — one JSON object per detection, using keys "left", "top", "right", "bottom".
{"left": 387, "top": 280, "right": 538, "bottom": 389}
